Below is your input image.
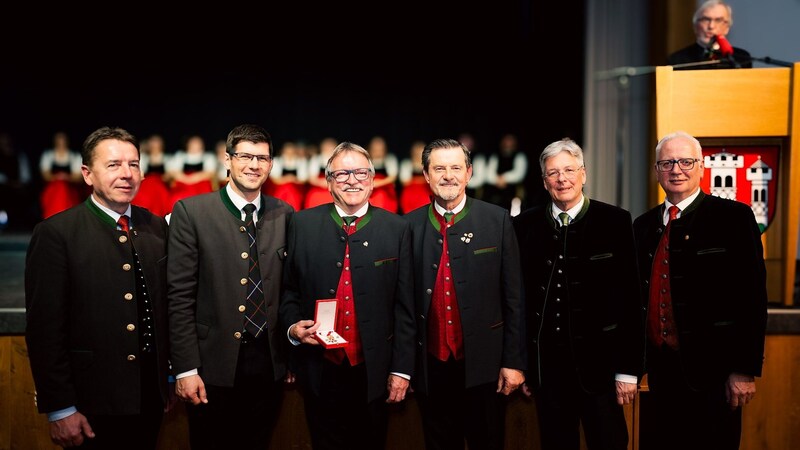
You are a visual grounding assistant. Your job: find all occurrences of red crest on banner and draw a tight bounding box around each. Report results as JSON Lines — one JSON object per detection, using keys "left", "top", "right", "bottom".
{"left": 699, "top": 145, "right": 780, "bottom": 233}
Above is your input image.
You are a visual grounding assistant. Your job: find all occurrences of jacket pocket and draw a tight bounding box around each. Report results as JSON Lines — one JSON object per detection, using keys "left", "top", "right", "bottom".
{"left": 490, "top": 320, "right": 504, "bottom": 329}
{"left": 589, "top": 252, "right": 613, "bottom": 260}
{"left": 374, "top": 257, "right": 399, "bottom": 267}
{"left": 276, "top": 246, "right": 287, "bottom": 260}
{"left": 697, "top": 247, "right": 726, "bottom": 255}
{"left": 474, "top": 247, "right": 498, "bottom": 255}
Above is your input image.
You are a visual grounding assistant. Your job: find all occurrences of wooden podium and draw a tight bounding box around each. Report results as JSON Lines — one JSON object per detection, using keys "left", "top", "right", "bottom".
{"left": 654, "top": 64, "right": 800, "bottom": 306}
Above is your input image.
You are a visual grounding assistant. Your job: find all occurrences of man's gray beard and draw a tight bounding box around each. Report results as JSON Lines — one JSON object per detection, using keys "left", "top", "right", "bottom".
{"left": 439, "top": 187, "right": 460, "bottom": 202}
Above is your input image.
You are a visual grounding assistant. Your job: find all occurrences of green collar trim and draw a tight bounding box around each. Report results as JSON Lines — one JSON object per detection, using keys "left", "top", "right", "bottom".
{"left": 329, "top": 204, "right": 373, "bottom": 231}
{"left": 427, "top": 197, "right": 472, "bottom": 232}
{"left": 84, "top": 197, "right": 117, "bottom": 228}
{"left": 548, "top": 196, "right": 590, "bottom": 228}
{"left": 573, "top": 196, "right": 590, "bottom": 222}
{"left": 220, "top": 188, "right": 266, "bottom": 221}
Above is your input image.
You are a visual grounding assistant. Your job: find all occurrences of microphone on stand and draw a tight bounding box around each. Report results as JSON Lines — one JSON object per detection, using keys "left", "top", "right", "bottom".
{"left": 751, "top": 56, "right": 793, "bottom": 67}
{"left": 714, "top": 35, "right": 741, "bottom": 68}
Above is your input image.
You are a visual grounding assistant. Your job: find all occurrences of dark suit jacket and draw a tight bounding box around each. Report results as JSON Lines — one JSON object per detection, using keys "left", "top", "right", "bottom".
{"left": 25, "top": 199, "right": 170, "bottom": 415}
{"left": 168, "top": 189, "right": 293, "bottom": 386}
{"left": 633, "top": 192, "right": 768, "bottom": 390}
{"left": 513, "top": 199, "right": 644, "bottom": 393}
{"left": 406, "top": 198, "right": 525, "bottom": 393}
{"left": 667, "top": 42, "right": 752, "bottom": 69}
{"left": 279, "top": 203, "right": 415, "bottom": 403}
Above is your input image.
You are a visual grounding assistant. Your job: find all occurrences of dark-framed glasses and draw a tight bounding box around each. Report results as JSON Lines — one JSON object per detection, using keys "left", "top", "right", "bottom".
{"left": 655, "top": 158, "right": 700, "bottom": 172}
{"left": 697, "top": 16, "right": 728, "bottom": 26}
{"left": 329, "top": 168, "right": 372, "bottom": 183}
{"left": 230, "top": 152, "right": 272, "bottom": 164}
{"left": 544, "top": 166, "right": 583, "bottom": 180}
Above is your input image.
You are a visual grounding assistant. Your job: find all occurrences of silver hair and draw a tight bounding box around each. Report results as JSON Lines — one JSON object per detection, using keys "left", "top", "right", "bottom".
{"left": 693, "top": 0, "right": 733, "bottom": 27}
{"left": 655, "top": 131, "right": 702, "bottom": 158}
{"left": 539, "top": 138, "right": 584, "bottom": 175}
{"left": 325, "top": 142, "right": 376, "bottom": 177}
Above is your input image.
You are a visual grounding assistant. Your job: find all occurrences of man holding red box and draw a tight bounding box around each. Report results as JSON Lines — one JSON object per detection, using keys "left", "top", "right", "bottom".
{"left": 280, "top": 141, "right": 415, "bottom": 449}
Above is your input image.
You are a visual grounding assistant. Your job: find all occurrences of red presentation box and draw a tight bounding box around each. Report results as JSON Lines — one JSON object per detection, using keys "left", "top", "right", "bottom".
{"left": 314, "top": 299, "right": 348, "bottom": 348}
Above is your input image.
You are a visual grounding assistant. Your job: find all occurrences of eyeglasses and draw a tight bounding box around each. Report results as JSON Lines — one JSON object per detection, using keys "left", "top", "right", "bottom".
{"left": 544, "top": 166, "right": 583, "bottom": 180}
{"left": 697, "top": 16, "right": 728, "bottom": 26}
{"left": 230, "top": 152, "right": 272, "bottom": 164}
{"left": 655, "top": 158, "right": 701, "bottom": 172}
{"left": 328, "top": 168, "right": 372, "bottom": 183}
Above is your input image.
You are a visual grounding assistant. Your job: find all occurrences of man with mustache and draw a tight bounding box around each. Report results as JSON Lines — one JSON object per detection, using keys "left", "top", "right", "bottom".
{"left": 280, "top": 141, "right": 414, "bottom": 449}
{"left": 405, "top": 138, "right": 525, "bottom": 450}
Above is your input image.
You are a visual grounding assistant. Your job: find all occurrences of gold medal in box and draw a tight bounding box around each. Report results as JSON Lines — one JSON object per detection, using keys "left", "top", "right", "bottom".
{"left": 314, "top": 299, "right": 348, "bottom": 348}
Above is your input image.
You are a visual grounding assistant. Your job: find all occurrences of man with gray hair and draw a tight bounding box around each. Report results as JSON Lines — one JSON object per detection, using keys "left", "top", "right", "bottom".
{"left": 634, "top": 131, "right": 767, "bottom": 450}
{"left": 280, "top": 141, "right": 414, "bottom": 449}
{"left": 667, "top": 0, "right": 752, "bottom": 69}
{"left": 406, "top": 138, "right": 525, "bottom": 450}
{"left": 513, "top": 137, "right": 643, "bottom": 450}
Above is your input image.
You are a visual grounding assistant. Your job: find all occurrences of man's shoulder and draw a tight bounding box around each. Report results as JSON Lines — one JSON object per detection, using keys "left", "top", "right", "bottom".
{"left": 296, "top": 203, "right": 330, "bottom": 216}
{"left": 290, "top": 203, "right": 331, "bottom": 224}
{"left": 131, "top": 204, "right": 162, "bottom": 219}
{"left": 177, "top": 190, "right": 222, "bottom": 208}
{"left": 513, "top": 204, "right": 547, "bottom": 225}
{"left": 261, "top": 195, "right": 295, "bottom": 218}
{"left": 587, "top": 198, "right": 632, "bottom": 219}
{"left": 403, "top": 204, "right": 430, "bottom": 223}
{"left": 702, "top": 194, "right": 753, "bottom": 215}
{"left": 131, "top": 205, "right": 168, "bottom": 230}
{"left": 633, "top": 204, "right": 662, "bottom": 226}
{"left": 367, "top": 207, "right": 411, "bottom": 233}
{"left": 469, "top": 198, "right": 510, "bottom": 217}
{"left": 33, "top": 202, "right": 86, "bottom": 233}
{"left": 667, "top": 43, "right": 702, "bottom": 65}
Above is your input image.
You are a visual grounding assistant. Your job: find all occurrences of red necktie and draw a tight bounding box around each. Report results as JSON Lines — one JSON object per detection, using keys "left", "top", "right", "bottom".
{"left": 117, "top": 215, "right": 130, "bottom": 233}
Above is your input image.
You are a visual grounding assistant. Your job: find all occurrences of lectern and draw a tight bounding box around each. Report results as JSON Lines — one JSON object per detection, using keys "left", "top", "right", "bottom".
{"left": 654, "top": 64, "right": 800, "bottom": 306}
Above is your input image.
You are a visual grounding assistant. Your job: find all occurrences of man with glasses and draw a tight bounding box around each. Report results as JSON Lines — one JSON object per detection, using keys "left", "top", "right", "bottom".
{"left": 667, "top": 0, "right": 752, "bottom": 69}
{"left": 406, "top": 138, "right": 525, "bottom": 450}
{"left": 168, "top": 124, "right": 294, "bottom": 449}
{"left": 634, "top": 131, "right": 767, "bottom": 450}
{"left": 280, "top": 142, "right": 415, "bottom": 449}
{"left": 513, "top": 138, "right": 643, "bottom": 450}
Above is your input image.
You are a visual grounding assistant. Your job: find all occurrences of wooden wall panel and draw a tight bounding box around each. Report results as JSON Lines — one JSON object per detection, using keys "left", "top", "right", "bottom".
{"left": 2, "top": 334, "right": 797, "bottom": 450}
{"left": 0, "top": 339, "right": 8, "bottom": 450}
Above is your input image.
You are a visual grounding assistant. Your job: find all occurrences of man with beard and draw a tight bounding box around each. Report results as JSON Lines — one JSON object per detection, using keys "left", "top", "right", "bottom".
{"left": 280, "top": 141, "right": 414, "bottom": 449}
{"left": 405, "top": 138, "right": 525, "bottom": 450}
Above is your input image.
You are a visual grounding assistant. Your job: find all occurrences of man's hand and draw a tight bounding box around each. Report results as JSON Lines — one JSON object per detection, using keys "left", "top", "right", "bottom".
{"left": 726, "top": 372, "right": 756, "bottom": 410}
{"left": 284, "top": 370, "right": 296, "bottom": 384}
{"left": 615, "top": 380, "right": 638, "bottom": 405}
{"left": 386, "top": 374, "right": 410, "bottom": 403}
{"left": 176, "top": 374, "right": 208, "bottom": 405}
{"left": 50, "top": 412, "right": 94, "bottom": 447}
{"left": 290, "top": 320, "right": 321, "bottom": 345}
{"left": 496, "top": 368, "right": 525, "bottom": 395}
{"left": 520, "top": 382, "right": 533, "bottom": 398}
